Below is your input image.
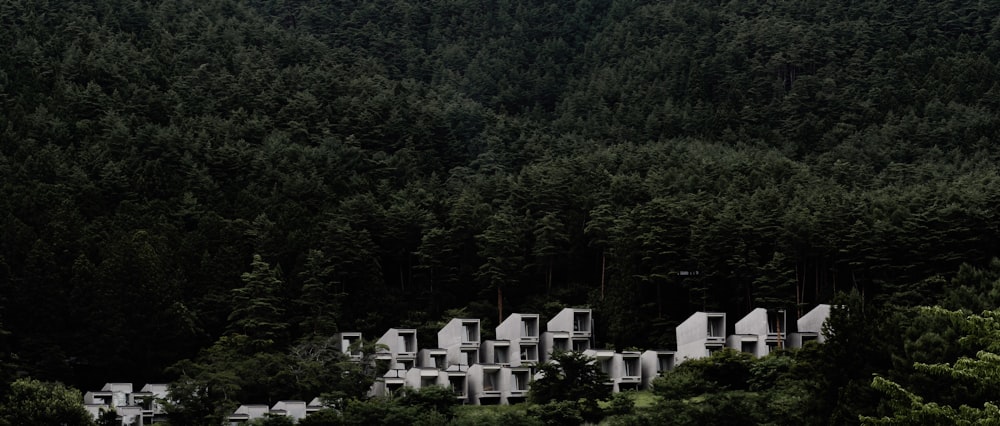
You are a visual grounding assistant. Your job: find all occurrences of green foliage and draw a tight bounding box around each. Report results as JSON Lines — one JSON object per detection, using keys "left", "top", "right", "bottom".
{"left": 529, "top": 351, "right": 611, "bottom": 423}
{"left": 96, "top": 409, "right": 118, "bottom": 426}
{"left": 397, "top": 385, "right": 460, "bottom": 420}
{"left": 863, "top": 307, "right": 1000, "bottom": 424}
{"left": 333, "top": 397, "right": 449, "bottom": 426}
{"left": 450, "top": 405, "right": 542, "bottom": 426}
{"left": 296, "top": 408, "right": 340, "bottom": 426}
{"left": 526, "top": 400, "right": 586, "bottom": 426}
{"left": 645, "top": 346, "right": 834, "bottom": 425}
{"left": 604, "top": 391, "right": 636, "bottom": 417}
{"left": 530, "top": 351, "right": 612, "bottom": 405}
{"left": 3, "top": 1, "right": 1000, "bottom": 423}
{"left": 250, "top": 414, "right": 296, "bottom": 426}
{"left": 940, "top": 259, "right": 1000, "bottom": 313}
{"left": 230, "top": 254, "right": 288, "bottom": 349}
{"left": 653, "top": 349, "right": 754, "bottom": 399}
{"left": 0, "top": 378, "right": 94, "bottom": 426}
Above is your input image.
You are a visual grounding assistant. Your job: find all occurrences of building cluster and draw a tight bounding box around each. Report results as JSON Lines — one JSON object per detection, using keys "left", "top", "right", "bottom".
{"left": 82, "top": 305, "right": 830, "bottom": 425}
{"left": 83, "top": 383, "right": 169, "bottom": 425}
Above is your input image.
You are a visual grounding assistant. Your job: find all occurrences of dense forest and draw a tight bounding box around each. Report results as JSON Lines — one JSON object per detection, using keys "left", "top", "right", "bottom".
{"left": 2, "top": 0, "right": 1000, "bottom": 422}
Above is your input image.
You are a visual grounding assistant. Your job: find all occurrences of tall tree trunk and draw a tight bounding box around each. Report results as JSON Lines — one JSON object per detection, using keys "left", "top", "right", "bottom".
{"left": 498, "top": 286, "right": 503, "bottom": 323}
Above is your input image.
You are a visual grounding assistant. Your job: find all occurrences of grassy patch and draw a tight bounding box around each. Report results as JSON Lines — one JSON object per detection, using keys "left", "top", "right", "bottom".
{"left": 597, "top": 390, "right": 659, "bottom": 409}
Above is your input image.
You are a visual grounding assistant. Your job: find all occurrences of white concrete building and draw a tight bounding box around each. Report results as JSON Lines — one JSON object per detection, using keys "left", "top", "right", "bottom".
{"left": 640, "top": 350, "right": 675, "bottom": 390}
{"left": 789, "top": 304, "right": 832, "bottom": 347}
{"left": 676, "top": 311, "right": 726, "bottom": 362}
{"left": 376, "top": 328, "right": 419, "bottom": 369}
{"left": 438, "top": 318, "right": 481, "bottom": 367}
{"left": 495, "top": 313, "right": 540, "bottom": 367}
{"left": 334, "top": 332, "right": 364, "bottom": 361}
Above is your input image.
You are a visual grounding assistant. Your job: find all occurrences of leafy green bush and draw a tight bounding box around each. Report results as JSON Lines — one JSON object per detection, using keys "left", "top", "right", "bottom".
{"left": 0, "top": 378, "right": 94, "bottom": 426}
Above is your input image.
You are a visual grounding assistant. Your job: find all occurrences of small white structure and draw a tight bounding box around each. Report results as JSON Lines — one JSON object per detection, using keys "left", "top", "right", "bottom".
{"left": 438, "top": 318, "right": 481, "bottom": 367}
{"left": 496, "top": 313, "right": 541, "bottom": 367}
{"left": 789, "top": 304, "right": 831, "bottom": 347}
{"left": 467, "top": 363, "right": 503, "bottom": 405}
{"left": 418, "top": 348, "right": 448, "bottom": 369}
{"left": 270, "top": 401, "right": 308, "bottom": 421}
{"left": 228, "top": 404, "right": 270, "bottom": 424}
{"left": 444, "top": 364, "right": 470, "bottom": 402}
{"left": 481, "top": 340, "right": 512, "bottom": 366}
{"left": 676, "top": 311, "right": 726, "bottom": 362}
{"left": 583, "top": 349, "right": 615, "bottom": 387}
{"left": 83, "top": 383, "right": 147, "bottom": 425}
{"left": 370, "top": 367, "right": 408, "bottom": 398}
{"left": 729, "top": 308, "right": 788, "bottom": 356}
{"left": 540, "top": 330, "right": 571, "bottom": 362}
{"left": 502, "top": 366, "right": 532, "bottom": 404}
{"left": 640, "top": 350, "right": 675, "bottom": 390}
{"left": 376, "top": 328, "right": 419, "bottom": 369}
{"left": 541, "top": 308, "right": 593, "bottom": 362}
{"left": 334, "top": 332, "right": 364, "bottom": 361}
{"left": 611, "top": 351, "right": 642, "bottom": 392}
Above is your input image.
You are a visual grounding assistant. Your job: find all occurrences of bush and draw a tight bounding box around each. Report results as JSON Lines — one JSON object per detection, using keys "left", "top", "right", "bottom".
{"left": 0, "top": 378, "right": 95, "bottom": 426}
{"left": 528, "top": 400, "right": 585, "bottom": 426}
{"left": 604, "top": 392, "right": 636, "bottom": 417}
{"left": 297, "top": 408, "right": 341, "bottom": 426}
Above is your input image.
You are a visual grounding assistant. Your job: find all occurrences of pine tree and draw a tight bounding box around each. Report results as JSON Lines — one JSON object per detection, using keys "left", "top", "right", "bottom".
{"left": 228, "top": 254, "right": 288, "bottom": 349}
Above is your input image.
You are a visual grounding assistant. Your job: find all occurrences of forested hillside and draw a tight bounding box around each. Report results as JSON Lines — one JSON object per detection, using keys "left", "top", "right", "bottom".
{"left": 2, "top": 0, "right": 1000, "bottom": 402}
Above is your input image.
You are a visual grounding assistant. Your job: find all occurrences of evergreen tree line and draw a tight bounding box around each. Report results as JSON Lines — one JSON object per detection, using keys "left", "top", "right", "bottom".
{"left": 1, "top": 0, "right": 999, "bottom": 408}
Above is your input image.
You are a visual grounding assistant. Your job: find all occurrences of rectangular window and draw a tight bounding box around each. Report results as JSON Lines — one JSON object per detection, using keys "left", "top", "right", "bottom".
{"left": 484, "top": 371, "right": 499, "bottom": 391}
{"left": 707, "top": 317, "right": 724, "bottom": 337}
{"left": 513, "top": 371, "right": 528, "bottom": 390}
{"left": 521, "top": 345, "right": 537, "bottom": 361}
{"left": 522, "top": 318, "right": 537, "bottom": 337}
{"left": 573, "top": 312, "right": 589, "bottom": 332}
{"left": 464, "top": 323, "right": 478, "bottom": 343}
{"left": 658, "top": 355, "right": 672, "bottom": 372}
{"left": 555, "top": 339, "right": 568, "bottom": 351}
{"left": 495, "top": 348, "right": 509, "bottom": 364}
{"left": 624, "top": 359, "right": 638, "bottom": 377}
{"left": 449, "top": 377, "right": 465, "bottom": 396}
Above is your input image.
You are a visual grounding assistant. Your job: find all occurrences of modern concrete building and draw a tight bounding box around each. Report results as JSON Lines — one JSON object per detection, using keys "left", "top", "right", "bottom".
{"left": 418, "top": 348, "right": 448, "bottom": 369}
{"left": 376, "top": 328, "right": 419, "bottom": 369}
{"left": 370, "top": 366, "right": 408, "bottom": 398}
{"left": 481, "top": 339, "right": 513, "bottom": 366}
{"left": 789, "top": 304, "right": 832, "bottom": 347}
{"left": 640, "top": 350, "right": 675, "bottom": 390}
{"left": 307, "top": 397, "right": 325, "bottom": 415}
{"left": 438, "top": 318, "right": 481, "bottom": 367}
{"left": 444, "top": 364, "right": 470, "bottom": 402}
{"left": 676, "top": 311, "right": 726, "bottom": 362}
{"left": 728, "top": 308, "right": 788, "bottom": 356}
{"left": 496, "top": 313, "right": 540, "bottom": 367}
{"left": 466, "top": 363, "right": 530, "bottom": 405}
{"left": 334, "top": 332, "right": 364, "bottom": 361}
{"left": 467, "top": 363, "right": 503, "bottom": 405}
{"left": 81, "top": 305, "right": 837, "bottom": 417}
{"left": 583, "top": 349, "right": 616, "bottom": 388}
{"left": 270, "top": 401, "right": 308, "bottom": 422}
{"left": 502, "top": 366, "right": 532, "bottom": 404}
{"left": 228, "top": 404, "right": 270, "bottom": 424}
{"left": 406, "top": 367, "right": 447, "bottom": 390}
{"left": 540, "top": 330, "right": 571, "bottom": 362}
{"left": 611, "top": 351, "right": 642, "bottom": 392}
{"left": 542, "top": 308, "right": 593, "bottom": 361}
{"left": 83, "top": 383, "right": 147, "bottom": 425}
